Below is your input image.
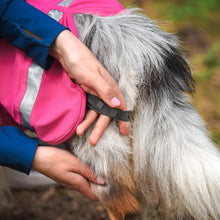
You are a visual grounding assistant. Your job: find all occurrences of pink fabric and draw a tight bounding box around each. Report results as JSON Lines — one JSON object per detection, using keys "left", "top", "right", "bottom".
{"left": 28, "top": 0, "right": 124, "bottom": 16}
{"left": 0, "top": 41, "right": 32, "bottom": 124}
{"left": 0, "top": 0, "right": 124, "bottom": 144}
{"left": 0, "top": 104, "right": 26, "bottom": 132}
{"left": 31, "top": 62, "right": 86, "bottom": 145}
{"left": 0, "top": 40, "right": 86, "bottom": 144}
{"left": 27, "top": 0, "right": 125, "bottom": 37}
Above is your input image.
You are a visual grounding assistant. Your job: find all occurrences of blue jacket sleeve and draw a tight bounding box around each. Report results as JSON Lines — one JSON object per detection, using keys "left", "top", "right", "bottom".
{"left": 0, "top": 126, "right": 38, "bottom": 174}
{"left": 0, "top": 0, "right": 67, "bottom": 70}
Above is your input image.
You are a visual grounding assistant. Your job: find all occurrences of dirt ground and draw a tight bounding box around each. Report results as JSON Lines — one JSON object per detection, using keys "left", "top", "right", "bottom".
{"left": 1, "top": 185, "right": 141, "bottom": 220}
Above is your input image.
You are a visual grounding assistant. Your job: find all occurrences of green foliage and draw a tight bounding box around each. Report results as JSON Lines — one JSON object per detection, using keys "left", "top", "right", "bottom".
{"left": 123, "top": 0, "right": 220, "bottom": 144}
{"left": 203, "top": 44, "right": 220, "bottom": 68}
{"left": 164, "top": 0, "right": 220, "bottom": 22}
{"left": 193, "top": 44, "right": 220, "bottom": 82}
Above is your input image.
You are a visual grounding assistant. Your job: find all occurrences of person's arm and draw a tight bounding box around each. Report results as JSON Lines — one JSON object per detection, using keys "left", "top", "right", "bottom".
{"left": 31, "top": 146, "right": 105, "bottom": 201}
{"left": 0, "top": 126, "right": 38, "bottom": 174}
{"left": 0, "top": 0, "right": 67, "bottom": 69}
{"left": 0, "top": 126, "right": 105, "bottom": 200}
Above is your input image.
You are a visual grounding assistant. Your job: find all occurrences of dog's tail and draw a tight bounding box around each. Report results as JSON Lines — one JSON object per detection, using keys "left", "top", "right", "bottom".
{"left": 130, "top": 24, "right": 220, "bottom": 220}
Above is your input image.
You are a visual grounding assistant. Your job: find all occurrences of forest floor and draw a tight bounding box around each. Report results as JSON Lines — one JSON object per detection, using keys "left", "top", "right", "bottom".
{"left": 1, "top": 185, "right": 142, "bottom": 220}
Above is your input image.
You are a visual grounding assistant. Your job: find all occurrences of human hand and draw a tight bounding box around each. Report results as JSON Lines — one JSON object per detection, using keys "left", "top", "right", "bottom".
{"left": 31, "top": 146, "right": 105, "bottom": 201}
{"left": 50, "top": 30, "right": 129, "bottom": 145}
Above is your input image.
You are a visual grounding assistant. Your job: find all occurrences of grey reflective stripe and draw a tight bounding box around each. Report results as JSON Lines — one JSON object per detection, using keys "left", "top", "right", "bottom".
{"left": 19, "top": 7, "right": 66, "bottom": 129}
{"left": 48, "top": 9, "right": 63, "bottom": 21}
{"left": 20, "top": 62, "right": 44, "bottom": 130}
{"left": 49, "top": 0, "right": 73, "bottom": 20}
{"left": 58, "top": 0, "right": 73, "bottom": 7}
{"left": 48, "top": 0, "right": 74, "bottom": 21}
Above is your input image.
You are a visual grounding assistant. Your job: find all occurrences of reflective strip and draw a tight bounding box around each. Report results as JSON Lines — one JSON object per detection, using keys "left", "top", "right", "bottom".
{"left": 19, "top": 6, "right": 66, "bottom": 129}
{"left": 58, "top": 0, "right": 73, "bottom": 7}
{"left": 20, "top": 62, "right": 44, "bottom": 130}
{"left": 49, "top": 0, "right": 74, "bottom": 20}
{"left": 48, "top": 9, "right": 63, "bottom": 21}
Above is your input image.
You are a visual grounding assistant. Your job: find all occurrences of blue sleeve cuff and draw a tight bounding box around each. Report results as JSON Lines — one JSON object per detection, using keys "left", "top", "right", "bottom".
{"left": 0, "top": 126, "right": 39, "bottom": 175}
{"left": 0, "top": 0, "right": 67, "bottom": 70}
{"left": 0, "top": 0, "right": 13, "bottom": 20}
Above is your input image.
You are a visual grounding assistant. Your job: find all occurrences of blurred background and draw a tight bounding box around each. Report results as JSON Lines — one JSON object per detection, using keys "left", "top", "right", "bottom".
{"left": 121, "top": 0, "right": 220, "bottom": 146}
{"left": 2, "top": 1, "right": 220, "bottom": 220}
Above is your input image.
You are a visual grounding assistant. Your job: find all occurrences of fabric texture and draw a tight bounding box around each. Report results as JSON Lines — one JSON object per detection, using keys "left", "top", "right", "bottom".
{"left": 27, "top": 0, "right": 124, "bottom": 37}
{"left": 0, "top": 0, "right": 67, "bottom": 69}
{"left": 0, "top": 126, "right": 38, "bottom": 174}
{"left": 0, "top": 39, "right": 86, "bottom": 145}
{"left": 0, "top": 0, "right": 12, "bottom": 20}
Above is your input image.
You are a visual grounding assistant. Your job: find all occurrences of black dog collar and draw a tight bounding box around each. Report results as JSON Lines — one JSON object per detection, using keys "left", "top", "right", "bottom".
{"left": 86, "top": 93, "right": 129, "bottom": 122}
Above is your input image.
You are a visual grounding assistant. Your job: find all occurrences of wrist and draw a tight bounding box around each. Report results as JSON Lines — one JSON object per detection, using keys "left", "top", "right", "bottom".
{"left": 49, "top": 29, "right": 76, "bottom": 59}
{"left": 49, "top": 29, "right": 67, "bottom": 60}
{"left": 31, "top": 146, "right": 56, "bottom": 174}
{"left": 49, "top": 29, "right": 85, "bottom": 64}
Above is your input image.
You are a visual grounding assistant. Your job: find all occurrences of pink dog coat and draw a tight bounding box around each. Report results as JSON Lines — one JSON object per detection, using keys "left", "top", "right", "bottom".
{"left": 0, "top": 0, "right": 124, "bottom": 144}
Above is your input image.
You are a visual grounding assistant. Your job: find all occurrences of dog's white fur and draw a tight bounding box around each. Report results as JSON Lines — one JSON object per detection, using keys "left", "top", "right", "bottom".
{"left": 1, "top": 9, "right": 220, "bottom": 220}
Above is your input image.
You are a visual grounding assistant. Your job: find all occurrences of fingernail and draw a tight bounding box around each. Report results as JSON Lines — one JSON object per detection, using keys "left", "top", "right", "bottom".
{"left": 111, "top": 97, "right": 121, "bottom": 106}
{"left": 97, "top": 176, "right": 105, "bottom": 184}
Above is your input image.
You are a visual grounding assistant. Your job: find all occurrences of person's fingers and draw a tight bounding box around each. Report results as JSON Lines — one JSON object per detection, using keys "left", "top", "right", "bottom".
{"left": 89, "top": 115, "right": 111, "bottom": 146}
{"left": 71, "top": 157, "right": 105, "bottom": 185}
{"left": 79, "top": 85, "right": 98, "bottom": 97}
{"left": 90, "top": 68, "right": 128, "bottom": 114}
{"left": 76, "top": 110, "right": 98, "bottom": 136}
{"left": 77, "top": 110, "right": 129, "bottom": 138}
{"left": 118, "top": 120, "right": 129, "bottom": 135}
{"left": 88, "top": 75, "right": 119, "bottom": 107}
{"left": 92, "top": 70, "right": 129, "bottom": 136}
{"left": 80, "top": 82, "right": 129, "bottom": 136}
{"left": 80, "top": 66, "right": 127, "bottom": 114}
{"left": 64, "top": 172, "right": 98, "bottom": 201}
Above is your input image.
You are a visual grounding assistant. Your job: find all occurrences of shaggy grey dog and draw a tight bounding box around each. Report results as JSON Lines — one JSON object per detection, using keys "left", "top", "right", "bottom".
{"left": 66, "top": 9, "right": 220, "bottom": 220}
{"left": 1, "top": 6, "right": 220, "bottom": 220}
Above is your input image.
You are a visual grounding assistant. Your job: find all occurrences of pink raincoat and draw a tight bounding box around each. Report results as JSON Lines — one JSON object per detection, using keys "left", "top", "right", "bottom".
{"left": 0, "top": 0, "right": 124, "bottom": 144}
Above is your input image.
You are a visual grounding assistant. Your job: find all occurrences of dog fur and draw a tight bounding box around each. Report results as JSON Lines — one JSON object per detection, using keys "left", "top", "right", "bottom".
{"left": 66, "top": 10, "right": 220, "bottom": 220}
{"left": 1, "top": 8, "right": 220, "bottom": 220}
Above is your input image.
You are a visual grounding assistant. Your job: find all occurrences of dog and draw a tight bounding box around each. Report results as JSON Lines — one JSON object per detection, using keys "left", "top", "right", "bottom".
{"left": 66, "top": 9, "right": 220, "bottom": 220}
{"left": 1, "top": 7, "right": 220, "bottom": 220}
